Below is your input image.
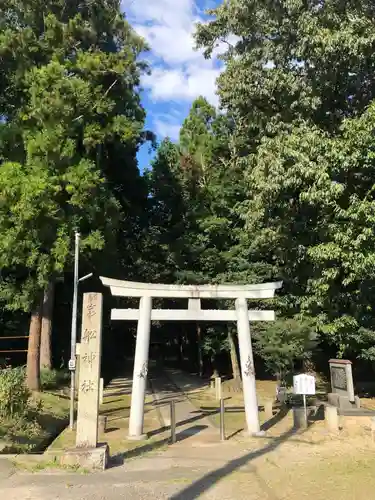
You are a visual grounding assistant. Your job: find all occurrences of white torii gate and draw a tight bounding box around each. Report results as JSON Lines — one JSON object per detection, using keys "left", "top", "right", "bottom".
{"left": 100, "top": 277, "right": 282, "bottom": 439}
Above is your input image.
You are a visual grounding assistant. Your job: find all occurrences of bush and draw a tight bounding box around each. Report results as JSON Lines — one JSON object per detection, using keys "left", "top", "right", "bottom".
{"left": 40, "top": 368, "right": 70, "bottom": 390}
{"left": 0, "top": 367, "right": 30, "bottom": 419}
{"left": 253, "top": 316, "right": 318, "bottom": 385}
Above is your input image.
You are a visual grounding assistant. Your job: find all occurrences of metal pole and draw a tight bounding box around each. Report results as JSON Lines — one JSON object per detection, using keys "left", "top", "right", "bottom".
{"left": 303, "top": 394, "right": 307, "bottom": 426}
{"left": 170, "top": 400, "right": 176, "bottom": 444}
{"left": 220, "top": 398, "right": 225, "bottom": 441}
{"left": 69, "top": 231, "right": 80, "bottom": 430}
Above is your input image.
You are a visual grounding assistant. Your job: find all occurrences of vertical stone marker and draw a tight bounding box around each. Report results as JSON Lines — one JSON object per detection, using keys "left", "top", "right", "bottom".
{"left": 62, "top": 293, "right": 108, "bottom": 471}
{"left": 76, "top": 293, "right": 103, "bottom": 448}
{"left": 328, "top": 359, "right": 357, "bottom": 409}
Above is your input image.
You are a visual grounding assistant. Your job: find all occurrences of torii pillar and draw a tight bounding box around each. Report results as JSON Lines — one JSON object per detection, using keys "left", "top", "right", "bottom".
{"left": 100, "top": 278, "right": 282, "bottom": 439}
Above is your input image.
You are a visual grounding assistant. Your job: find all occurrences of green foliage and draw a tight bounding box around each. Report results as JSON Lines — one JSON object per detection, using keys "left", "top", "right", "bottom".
{"left": 0, "top": 0, "right": 150, "bottom": 311}
{"left": 202, "top": 326, "right": 229, "bottom": 359}
{"left": 196, "top": 0, "right": 375, "bottom": 140}
{"left": 40, "top": 369, "right": 70, "bottom": 390}
{"left": 193, "top": 0, "right": 375, "bottom": 363}
{"left": 6, "top": 0, "right": 375, "bottom": 378}
{"left": 241, "top": 109, "right": 375, "bottom": 359}
{"left": 253, "top": 317, "right": 318, "bottom": 383}
{"left": 147, "top": 99, "right": 246, "bottom": 364}
{"left": 0, "top": 367, "right": 31, "bottom": 419}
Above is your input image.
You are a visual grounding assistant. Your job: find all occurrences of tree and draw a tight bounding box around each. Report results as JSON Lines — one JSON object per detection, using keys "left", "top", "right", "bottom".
{"left": 196, "top": 0, "right": 375, "bottom": 143}
{"left": 145, "top": 138, "right": 188, "bottom": 284}
{"left": 39, "top": 281, "right": 54, "bottom": 370}
{"left": 243, "top": 109, "right": 375, "bottom": 360}
{"left": 26, "top": 297, "right": 43, "bottom": 391}
{"left": 0, "top": 0, "right": 149, "bottom": 389}
{"left": 253, "top": 317, "right": 317, "bottom": 384}
{"left": 194, "top": 0, "right": 375, "bottom": 364}
{"left": 148, "top": 98, "right": 253, "bottom": 377}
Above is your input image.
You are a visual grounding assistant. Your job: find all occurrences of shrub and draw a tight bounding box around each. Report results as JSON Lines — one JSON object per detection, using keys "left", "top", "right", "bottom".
{"left": 0, "top": 367, "right": 30, "bottom": 419}
{"left": 40, "top": 368, "right": 70, "bottom": 390}
{"left": 253, "top": 316, "right": 318, "bottom": 385}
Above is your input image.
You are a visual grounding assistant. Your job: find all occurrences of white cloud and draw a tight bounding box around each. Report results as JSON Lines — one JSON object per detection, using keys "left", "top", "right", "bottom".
{"left": 121, "top": 0, "right": 225, "bottom": 140}
{"left": 123, "top": 0, "right": 199, "bottom": 64}
{"left": 142, "top": 66, "right": 220, "bottom": 106}
{"left": 152, "top": 109, "right": 186, "bottom": 141}
{"left": 122, "top": 0, "right": 221, "bottom": 104}
{"left": 154, "top": 119, "right": 182, "bottom": 141}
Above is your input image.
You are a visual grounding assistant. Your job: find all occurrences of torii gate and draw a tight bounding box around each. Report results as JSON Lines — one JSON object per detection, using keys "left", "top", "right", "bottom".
{"left": 100, "top": 277, "right": 282, "bottom": 439}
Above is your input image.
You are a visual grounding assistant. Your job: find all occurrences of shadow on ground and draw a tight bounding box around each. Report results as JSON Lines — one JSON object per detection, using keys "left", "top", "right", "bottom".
{"left": 109, "top": 425, "right": 208, "bottom": 467}
{"left": 147, "top": 409, "right": 216, "bottom": 438}
{"left": 261, "top": 405, "right": 289, "bottom": 431}
{"left": 169, "top": 426, "right": 310, "bottom": 500}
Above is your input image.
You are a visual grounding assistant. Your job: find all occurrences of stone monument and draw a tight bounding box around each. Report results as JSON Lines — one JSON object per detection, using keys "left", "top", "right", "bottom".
{"left": 61, "top": 293, "right": 109, "bottom": 471}
{"left": 328, "top": 359, "right": 359, "bottom": 410}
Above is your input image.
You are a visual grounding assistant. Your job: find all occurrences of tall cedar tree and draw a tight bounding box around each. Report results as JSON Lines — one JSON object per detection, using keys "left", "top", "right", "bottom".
{"left": 0, "top": 0, "right": 148, "bottom": 389}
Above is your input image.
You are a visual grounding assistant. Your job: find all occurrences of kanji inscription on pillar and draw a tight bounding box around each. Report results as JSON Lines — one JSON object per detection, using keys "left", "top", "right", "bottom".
{"left": 76, "top": 293, "right": 103, "bottom": 448}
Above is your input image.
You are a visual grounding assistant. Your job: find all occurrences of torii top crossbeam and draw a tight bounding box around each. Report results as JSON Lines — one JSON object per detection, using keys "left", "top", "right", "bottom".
{"left": 100, "top": 277, "right": 282, "bottom": 299}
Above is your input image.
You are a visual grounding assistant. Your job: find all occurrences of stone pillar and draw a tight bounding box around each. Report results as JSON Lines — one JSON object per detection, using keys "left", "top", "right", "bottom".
{"left": 128, "top": 296, "right": 152, "bottom": 439}
{"left": 264, "top": 400, "right": 273, "bottom": 420}
{"left": 235, "top": 298, "right": 260, "bottom": 435}
{"left": 76, "top": 293, "right": 103, "bottom": 448}
{"left": 293, "top": 407, "right": 308, "bottom": 429}
{"left": 325, "top": 406, "right": 339, "bottom": 432}
{"left": 215, "top": 377, "right": 222, "bottom": 400}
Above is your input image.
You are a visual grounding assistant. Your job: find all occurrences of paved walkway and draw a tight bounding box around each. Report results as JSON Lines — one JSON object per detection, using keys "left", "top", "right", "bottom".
{"left": 0, "top": 369, "right": 271, "bottom": 500}
{"left": 149, "top": 369, "right": 222, "bottom": 448}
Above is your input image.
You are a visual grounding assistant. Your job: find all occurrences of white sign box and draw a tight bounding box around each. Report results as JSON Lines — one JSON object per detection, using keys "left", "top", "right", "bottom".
{"left": 293, "top": 374, "right": 316, "bottom": 395}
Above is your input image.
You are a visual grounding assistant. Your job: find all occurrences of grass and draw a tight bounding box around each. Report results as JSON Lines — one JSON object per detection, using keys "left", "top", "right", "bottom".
{"left": 0, "top": 385, "right": 70, "bottom": 455}
{"left": 187, "top": 379, "right": 283, "bottom": 436}
{"left": 9, "top": 369, "right": 375, "bottom": 497}
{"left": 49, "top": 379, "right": 169, "bottom": 459}
{"left": 187, "top": 375, "right": 375, "bottom": 438}
{"left": 13, "top": 455, "right": 90, "bottom": 474}
{"left": 40, "top": 368, "right": 70, "bottom": 391}
{"left": 200, "top": 450, "right": 375, "bottom": 500}
{"left": 11, "top": 376, "right": 170, "bottom": 467}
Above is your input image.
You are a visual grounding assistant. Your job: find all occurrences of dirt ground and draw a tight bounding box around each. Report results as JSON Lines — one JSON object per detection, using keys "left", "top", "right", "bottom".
{"left": 5, "top": 374, "right": 375, "bottom": 499}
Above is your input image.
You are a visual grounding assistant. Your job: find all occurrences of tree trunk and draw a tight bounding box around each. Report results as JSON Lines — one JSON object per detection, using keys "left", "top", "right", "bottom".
{"left": 181, "top": 334, "right": 186, "bottom": 368}
{"left": 228, "top": 328, "right": 241, "bottom": 380}
{"left": 197, "top": 324, "right": 203, "bottom": 377}
{"left": 303, "top": 358, "right": 316, "bottom": 375}
{"left": 40, "top": 280, "right": 55, "bottom": 370}
{"left": 211, "top": 358, "right": 219, "bottom": 379}
{"left": 26, "top": 296, "right": 43, "bottom": 392}
{"left": 177, "top": 335, "right": 183, "bottom": 364}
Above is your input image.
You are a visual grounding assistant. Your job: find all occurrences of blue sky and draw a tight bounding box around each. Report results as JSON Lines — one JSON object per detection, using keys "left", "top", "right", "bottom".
{"left": 121, "top": 0, "right": 224, "bottom": 171}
